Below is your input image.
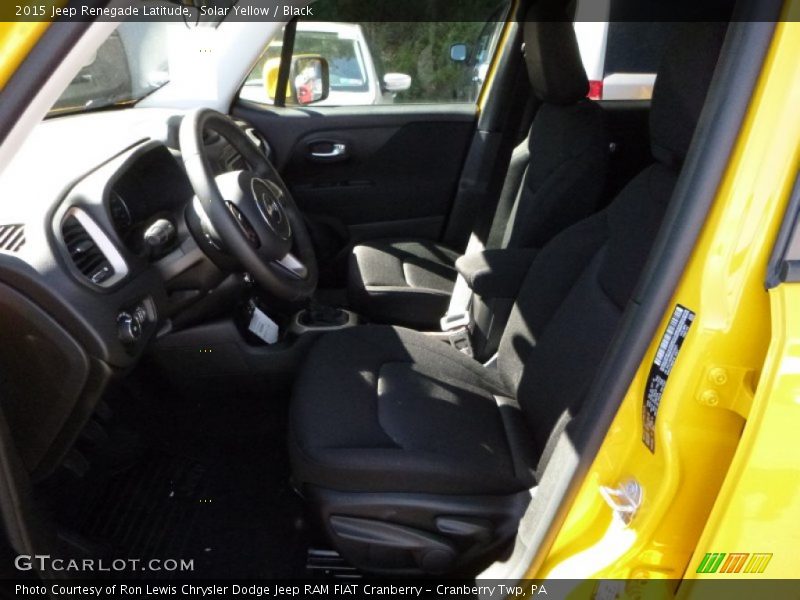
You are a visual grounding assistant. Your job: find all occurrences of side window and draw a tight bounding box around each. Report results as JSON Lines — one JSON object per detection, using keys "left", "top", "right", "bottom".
{"left": 575, "top": 21, "right": 670, "bottom": 101}
{"left": 239, "top": 6, "right": 509, "bottom": 107}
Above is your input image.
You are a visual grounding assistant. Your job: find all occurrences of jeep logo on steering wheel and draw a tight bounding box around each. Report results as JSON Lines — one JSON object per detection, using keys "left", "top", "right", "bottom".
{"left": 251, "top": 178, "right": 291, "bottom": 240}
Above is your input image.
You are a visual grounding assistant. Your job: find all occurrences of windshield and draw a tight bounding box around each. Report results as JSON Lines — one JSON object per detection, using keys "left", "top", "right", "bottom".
{"left": 49, "top": 21, "right": 171, "bottom": 116}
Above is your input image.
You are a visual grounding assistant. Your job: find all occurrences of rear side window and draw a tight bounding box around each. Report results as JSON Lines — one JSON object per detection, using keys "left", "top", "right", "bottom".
{"left": 238, "top": 1, "right": 510, "bottom": 108}
{"left": 604, "top": 22, "right": 670, "bottom": 75}
{"left": 575, "top": 21, "right": 670, "bottom": 101}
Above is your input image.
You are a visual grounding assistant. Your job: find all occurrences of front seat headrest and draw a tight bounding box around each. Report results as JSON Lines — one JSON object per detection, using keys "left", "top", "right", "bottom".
{"left": 649, "top": 22, "right": 729, "bottom": 167}
{"left": 523, "top": 5, "right": 589, "bottom": 105}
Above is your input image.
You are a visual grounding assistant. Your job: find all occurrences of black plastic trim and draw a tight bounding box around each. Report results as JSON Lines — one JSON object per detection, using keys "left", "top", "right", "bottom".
{"left": 766, "top": 169, "right": 800, "bottom": 287}
{"left": 275, "top": 17, "right": 297, "bottom": 107}
{"left": 236, "top": 101, "right": 478, "bottom": 121}
{"left": 308, "top": 485, "right": 531, "bottom": 576}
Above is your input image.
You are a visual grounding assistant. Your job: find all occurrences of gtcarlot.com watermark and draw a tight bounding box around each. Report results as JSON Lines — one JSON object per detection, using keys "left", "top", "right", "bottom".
{"left": 14, "top": 554, "right": 194, "bottom": 573}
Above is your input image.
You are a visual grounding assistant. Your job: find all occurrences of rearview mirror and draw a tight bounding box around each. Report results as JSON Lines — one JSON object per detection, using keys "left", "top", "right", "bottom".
{"left": 382, "top": 72, "right": 412, "bottom": 93}
{"left": 450, "top": 43, "right": 469, "bottom": 63}
{"left": 291, "top": 55, "right": 330, "bottom": 105}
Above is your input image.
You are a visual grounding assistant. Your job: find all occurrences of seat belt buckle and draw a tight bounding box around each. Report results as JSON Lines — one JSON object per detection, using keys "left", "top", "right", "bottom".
{"left": 446, "top": 327, "right": 474, "bottom": 357}
{"left": 442, "top": 308, "right": 473, "bottom": 356}
{"left": 440, "top": 311, "right": 471, "bottom": 332}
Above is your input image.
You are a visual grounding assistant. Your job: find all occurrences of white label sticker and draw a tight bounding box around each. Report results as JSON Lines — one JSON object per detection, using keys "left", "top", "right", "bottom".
{"left": 248, "top": 307, "right": 279, "bottom": 344}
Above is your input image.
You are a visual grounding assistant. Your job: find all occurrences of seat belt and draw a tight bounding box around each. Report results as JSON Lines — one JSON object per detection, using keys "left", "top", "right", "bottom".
{"left": 441, "top": 145, "right": 531, "bottom": 355}
{"left": 441, "top": 272, "right": 475, "bottom": 355}
{"left": 490, "top": 144, "right": 531, "bottom": 249}
{"left": 440, "top": 234, "right": 481, "bottom": 356}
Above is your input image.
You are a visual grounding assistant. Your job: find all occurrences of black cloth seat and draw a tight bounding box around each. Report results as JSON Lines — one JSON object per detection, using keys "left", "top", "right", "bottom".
{"left": 290, "top": 325, "right": 536, "bottom": 495}
{"left": 347, "top": 240, "right": 460, "bottom": 330}
{"left": 291, "top": 22, "right": 728, "bottom": 575}
{"left": 293, "top": 166, "right": 680, "bottom": 496}
{"left": 347, "top": 15, "right": 609, "bottom": 329}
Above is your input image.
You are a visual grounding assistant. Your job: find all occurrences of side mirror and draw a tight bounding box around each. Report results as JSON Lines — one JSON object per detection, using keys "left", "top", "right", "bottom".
{"left": 262, "top": 57, "right": 282, "bottom": 102}
{"left": 382, "top": 72, "right": 412, "bottom": 93}
{"left": 290, "top": 55, "right": 330, "bottom": 105}
{"left": 263, "top": 55, "right": 330, "bottom": 105}
{"left": 450, "top": 43, "right": 469, "bottom": 63}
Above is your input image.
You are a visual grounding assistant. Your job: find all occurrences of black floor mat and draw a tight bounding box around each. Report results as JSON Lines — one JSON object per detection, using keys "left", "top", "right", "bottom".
{"left": 42, "top": 367, "right": 311, "bottom": 579}
{"left": 76, "top": 454, "right": 207, "bottom": 570}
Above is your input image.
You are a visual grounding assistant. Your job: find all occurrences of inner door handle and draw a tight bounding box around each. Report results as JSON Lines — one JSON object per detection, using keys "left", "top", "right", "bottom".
{"left": 309, "top": 142, "right": 347, "bottom": 160}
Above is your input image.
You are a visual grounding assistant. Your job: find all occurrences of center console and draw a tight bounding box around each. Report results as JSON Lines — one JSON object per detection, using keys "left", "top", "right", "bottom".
{"left": 148, "top": 294, "right": 362, "bottom": 394}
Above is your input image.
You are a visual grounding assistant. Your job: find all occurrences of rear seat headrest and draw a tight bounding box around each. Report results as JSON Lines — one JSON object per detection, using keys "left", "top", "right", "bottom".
{"left": 649, "top": 22, "right": 729, "bottom": 167}
{"left": 523, "top": 5, "right": 589, "bottom": 105}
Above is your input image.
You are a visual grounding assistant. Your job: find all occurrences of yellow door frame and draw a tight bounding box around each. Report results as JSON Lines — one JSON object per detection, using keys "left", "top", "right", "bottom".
{"left": 477, "top": 0, "right": 519, "bottom": 114}
{"left": 0, "top": 21, "right": 51, "bottom": 90}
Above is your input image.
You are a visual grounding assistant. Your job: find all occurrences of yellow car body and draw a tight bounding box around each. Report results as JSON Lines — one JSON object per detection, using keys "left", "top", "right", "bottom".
{"left": 0, "top": 21, "right": 49, "bottom": 88}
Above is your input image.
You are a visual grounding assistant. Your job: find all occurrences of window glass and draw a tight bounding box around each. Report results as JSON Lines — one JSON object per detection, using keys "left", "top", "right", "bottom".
{"left": 297, "top": 30, "right": 369, "bottom": 92}
{"left": 49, "top": 22, "right": 170, "bottom": 116}
{"left": 239, "top": 3, "right": 510, "bottom": 107}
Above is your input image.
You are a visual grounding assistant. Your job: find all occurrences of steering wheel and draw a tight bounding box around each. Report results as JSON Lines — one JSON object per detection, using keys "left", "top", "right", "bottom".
{"left": 180, "top": 108, "right": 318, "bottom": 301}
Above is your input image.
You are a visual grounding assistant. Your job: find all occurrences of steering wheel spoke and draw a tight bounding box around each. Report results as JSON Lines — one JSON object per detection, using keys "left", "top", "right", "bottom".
{"left": 272, "top": 252, "right": 309, "bottom": 280}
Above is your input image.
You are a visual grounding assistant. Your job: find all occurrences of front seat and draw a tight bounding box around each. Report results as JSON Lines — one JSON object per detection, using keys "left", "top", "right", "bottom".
{"left": 291, "top": 23, "right": 728, "bottom": 575}
{"left": 347, "top": 10, "right": 609, "bottom": 329}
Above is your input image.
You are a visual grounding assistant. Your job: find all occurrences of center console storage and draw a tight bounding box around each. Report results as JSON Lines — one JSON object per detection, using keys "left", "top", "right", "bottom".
{"left": 291, "top": 305, "right": 359, "bottom": 335}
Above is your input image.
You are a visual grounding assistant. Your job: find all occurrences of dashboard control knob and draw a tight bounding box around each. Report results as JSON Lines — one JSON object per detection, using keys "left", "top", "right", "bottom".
{"left": 117, "top": 312, "right": 142, "bottom": 344}
{"left": 143, "top": 218, "right": 176, "bottom": 257}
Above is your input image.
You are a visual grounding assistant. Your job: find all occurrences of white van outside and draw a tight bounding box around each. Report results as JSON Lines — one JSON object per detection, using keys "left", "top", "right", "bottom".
{"left": 573, "top": 0, "right": 669, "bottom": 103}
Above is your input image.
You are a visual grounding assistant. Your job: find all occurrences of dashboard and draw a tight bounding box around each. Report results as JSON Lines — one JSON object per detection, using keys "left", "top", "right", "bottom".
{"left": 108, "top": 144, "right": 193, "bottom": 257}
{"left": 0, "top": 107, "right": 269, "bottom": 479}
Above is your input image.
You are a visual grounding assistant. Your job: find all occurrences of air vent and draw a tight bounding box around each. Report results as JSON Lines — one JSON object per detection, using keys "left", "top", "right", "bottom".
{"left": 60, "top": 209, "right": 128, "bottom": 287}
{"left": 0, "top": 224, "right": 25, "bottom": 252}
{"left": 62, "top": 215, "right": 114, "bottom": 285}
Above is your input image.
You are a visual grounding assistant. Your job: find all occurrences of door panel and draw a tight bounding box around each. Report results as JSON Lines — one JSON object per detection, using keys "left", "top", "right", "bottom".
{"left": 233, "top": 102, "right": 476, "bottom": 243}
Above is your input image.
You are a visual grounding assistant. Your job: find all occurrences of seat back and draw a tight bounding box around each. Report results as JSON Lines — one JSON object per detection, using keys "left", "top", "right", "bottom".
{"left": 494, "top": 7, "right": 610, "bottom": 250}
{"left": 460, "top": 8, "right": 610, "bottom": 359}
{"left": 495, "top": 23, "right": 730, "bottom": 463}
